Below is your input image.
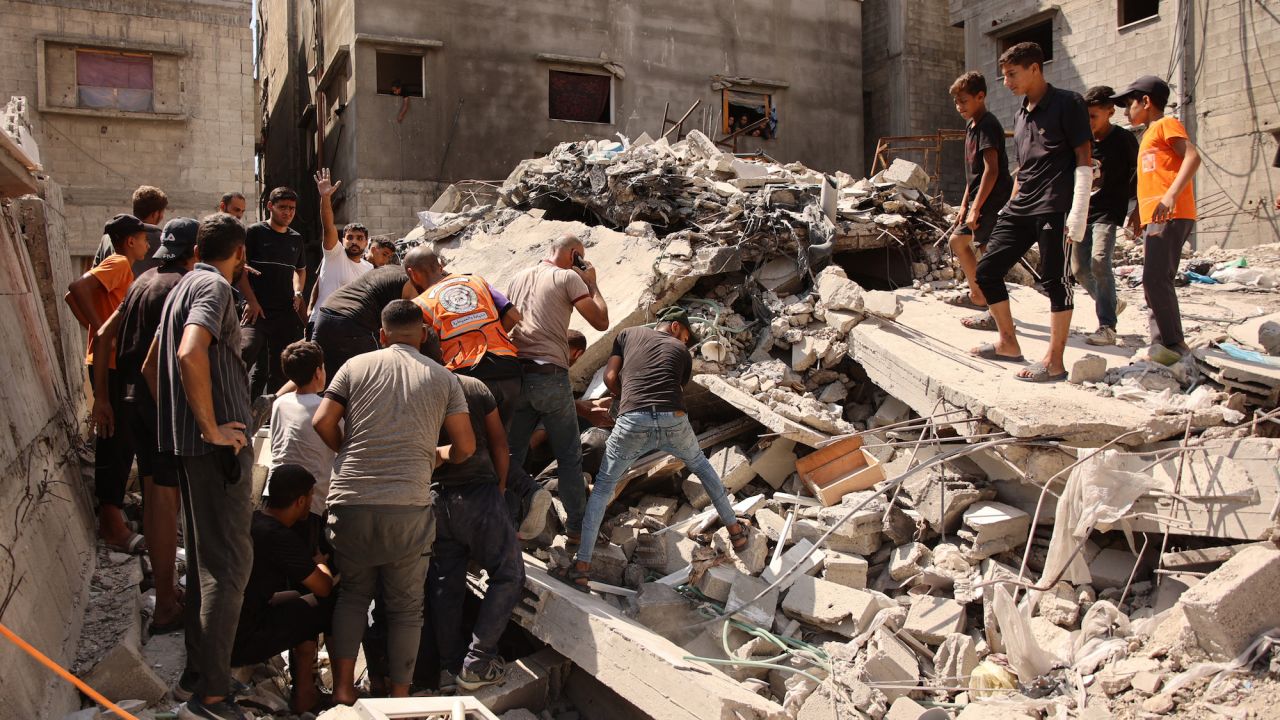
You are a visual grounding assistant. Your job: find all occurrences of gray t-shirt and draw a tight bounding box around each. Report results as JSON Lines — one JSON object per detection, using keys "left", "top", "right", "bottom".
{"left": 323, "top": 343, "right": 468, "bottom": 506}
{"left": 157, "top": 264, "right": 252, "bottom": 456}
{"left": 506, "top": 262, "right": 589, "bottom": 369}
{"left": 269, "top": 392, "right": 335, "bottom": 515}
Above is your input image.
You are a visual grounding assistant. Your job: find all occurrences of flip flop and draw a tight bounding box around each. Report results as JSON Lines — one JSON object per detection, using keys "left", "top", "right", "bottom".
{"left": 970, "top": 342, "right": 1025, "bottom": 363}
{"left": 148, "top": 610, "right": 185, "bottom": 636}
{"left": 961, "top": 311, "right": 997, "bottom": 331}
{"left": 945, "top": 293, "right": 988, "bottom": 311}
{"left": 105, "top": 532, "right": 147, "bottom": 555}
{"left": 1016, "top": 361, "right": 1068, "bottom": 383}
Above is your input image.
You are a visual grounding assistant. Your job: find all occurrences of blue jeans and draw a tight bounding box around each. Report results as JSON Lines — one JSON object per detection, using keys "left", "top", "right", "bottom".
{"left": 507, "top": 369, "right": 585, "bottom": 534}
{"left": 576, "top": 410, "right": 737, "bottom": 565}
{"left": 1071, "top": 222, "right": 1119, "bottom": 329}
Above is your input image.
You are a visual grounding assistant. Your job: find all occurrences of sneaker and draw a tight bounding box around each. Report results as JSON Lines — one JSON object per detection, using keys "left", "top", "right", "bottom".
{"left": 438, "top": 669, "right": 458, "bottom": 695}
{"left": 457, "top": 657, "right": 506, "bottom": 692}
{"left": 1085, "top": 327, "right": 1117, "bottom": 346}
{"left": 178, "top": 699, "right": 248, "bottom": 720}
{"left": 172, "top": 671, "right": 199, "bottom": 702}
{"left": 1148, "top": 343, "right": 1183, "bottom": 366}
{"left": 517, "top": 488, "right": 553, "bottom": 540}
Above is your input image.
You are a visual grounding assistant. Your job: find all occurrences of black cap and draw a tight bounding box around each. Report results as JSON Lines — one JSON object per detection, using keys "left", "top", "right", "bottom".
{"left": 657, "top": 306, "right": 696, "bottom": 344}
{"left": 1112, "top": 75, "right": 1170, "bottom": 107}
{"left": 104, "top": 213, "right": 157, "bottom": 246}
{"left": 153, "top": 217, "right": 199, "bottom": 262}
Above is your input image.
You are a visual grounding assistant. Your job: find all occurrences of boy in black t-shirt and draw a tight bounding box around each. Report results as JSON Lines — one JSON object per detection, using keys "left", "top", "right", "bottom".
{"left": 232, "top": 465, "right": 334, "bottom": 714}
{"left": 948, "top": 71, "right": 1013, "bottom": 313}
{"left": 1072, "top": 86, "right": 1139, "bottom": 346}
{"left": 238, "top": 186, "right": 307, "bottom": 398}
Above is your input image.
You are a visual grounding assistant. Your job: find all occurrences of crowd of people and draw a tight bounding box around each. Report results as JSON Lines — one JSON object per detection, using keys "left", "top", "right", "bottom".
{"left": 63, "top": 38, "right": 1273, "bottom": 720}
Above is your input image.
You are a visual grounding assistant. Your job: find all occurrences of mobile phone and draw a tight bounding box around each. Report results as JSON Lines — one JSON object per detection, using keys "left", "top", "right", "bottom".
{"left": 572, "top": 254, "right": 588, "bottom": 271}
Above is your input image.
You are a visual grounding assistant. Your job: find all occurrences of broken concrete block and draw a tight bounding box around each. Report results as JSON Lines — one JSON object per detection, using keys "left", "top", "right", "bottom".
{"left": 589, "top": 543, "right": 629, "bottom": 586}
{"left": 634, "top": 582, "right": 701, "bottom": 643}
{"left": 756, "top": 257, "right": 803, "bottom": 295}
{"left": 707, "top": 445, "right": 755, "bottom": 495}
{"left": 1131, "top": 670, "right": 1163, "bottom": 695}
{"left": 815, "top": 271, "right": 865, "bottom": 313}
{"left": 792, "top": 336, "right": 819, "bottom": 372}
{"left": 637, "top": 495, "right": 679, "bottom": 525}
{"left": 954, "top": 704, "right": 1038, "bottom": 720}
{"left": 1142, "top": 694, "right": 1176, "bottom": 714}
{"left": 712, "top": 523, "right": 769, "bottom": 575}
{"left": 1069, "top": 353, "right": 1107, "bottom": 384}
{"left": 889, "top": 542, "right": 932, "bottom": 582}
{"left": 1089, "top": 547, "right": 1146, "bottom": 590}
{"left": 782, "top": 575, "right": 877, "bottom": 629}
{"left": 696, "top": 564, "right": 740, "bottom": 603}
{"left": 862, "top": 629, "right": 920, "bottom": 702}
{"left": 762, "top": 538, "right": 824, "bottom": 589}
{"left": 885, "top": 696, "right": 949, "bottom": 720}
{"left": 882, "top": 158, "right": 930, "bottom": 194}
{"left": 750, "top": 439, "right": 797, "bottom": 490}
{"left": 1180, "top": 545, "right": 1280, "bottom": 660}
{"left": 870, "top": 396, "right": 910, "bottom": 428}
{"left": 824, "top": 308, "right": 863, "bottom": 334}
{"left": 863, "top": 290, "right": 903, "bottom": 320}
{"left": 822, "top": 551, "right": 869, "bottom": 589}
{"left": 727, "top": 573, "right": 780, "bottom": 629}
{"left": 82, "top": 641, "right": 168, "bottom": 704}
{"left": 904, "top": 595, "right": 966, "bottom": 645}
{"left": 681, "top": 476, "right": 711, "bottom": 509}
{"left": 634, "top": 531, "right": 699, "bottom": 575}
{"left": 1027, "top": 616, "right": 1073, "bottom": 660}
{"left": 934, "top": 634, "right": 979, "bottom": 686}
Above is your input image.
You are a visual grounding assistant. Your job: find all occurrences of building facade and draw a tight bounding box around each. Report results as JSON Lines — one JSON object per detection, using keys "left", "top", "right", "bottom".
{"left": 257, "top": 0, "right": 866, "bottom": 239}
{"left": 0, "top": 0, "right": 257, "bottom": 262}
{"left": 949, "top": 0, "right": 1280, "bottom": 249}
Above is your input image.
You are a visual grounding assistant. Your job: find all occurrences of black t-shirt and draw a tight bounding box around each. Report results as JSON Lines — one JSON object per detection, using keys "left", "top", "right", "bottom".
{"left": 115, "top": 264, "right": 188, "bottom": 393}
{"left": 613, "top": 326, "right": 691, "bottom": 416}
{"left": 320, "top": 265, "right": 410, "bottom": 332}
{"left": 434, "top": 375, "right": 499, "bottom": 486}
{"left": 240, "top": 512, "right": 317, "bottom": 631}
{"left": 93, "top": 227, "right": 164, "bottom": 276}
{"left": 1007, "top": 85, "right": 1093, "bottom": 217}
{"left": 964, "top": 111, "right": 1013, "bottom": 215}
{"left": 458, "top": 353, "right": 523, "bottom": 381}
{"left": 1088, "top": 125, "right": 1139, "bottom": 225}
{"left": 245, "top": 222, "right": 305, "bottom": 311}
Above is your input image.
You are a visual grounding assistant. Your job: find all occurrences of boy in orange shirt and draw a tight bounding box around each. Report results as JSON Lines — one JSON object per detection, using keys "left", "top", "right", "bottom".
{"left": 66, "top": 213, "right": 156, "bottom": 551}
{"left": 1112, "top": 76, "right": 1201, "bottom": 363}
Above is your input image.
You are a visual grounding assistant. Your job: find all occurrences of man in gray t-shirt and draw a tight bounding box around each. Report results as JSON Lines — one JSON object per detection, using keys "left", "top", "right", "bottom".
{"left": 312, "top": 299, "right": 474, "bottom": 704}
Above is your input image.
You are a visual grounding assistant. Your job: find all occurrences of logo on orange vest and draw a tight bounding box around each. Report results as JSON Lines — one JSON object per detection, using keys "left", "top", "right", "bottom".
{"left": 439, "top": 285, "right": 480, "bottom": 314}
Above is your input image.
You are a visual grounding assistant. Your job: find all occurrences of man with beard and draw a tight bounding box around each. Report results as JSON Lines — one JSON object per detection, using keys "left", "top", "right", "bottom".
{"left": 308, "top": 169, "right": 372, "bottom": 318}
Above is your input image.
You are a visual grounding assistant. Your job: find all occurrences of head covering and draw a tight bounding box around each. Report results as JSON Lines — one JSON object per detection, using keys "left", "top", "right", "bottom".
{"left": 657, "top": 306, "right": 696, "bottom": 345}
{"left": 153, "top": 217, "right": 199, "bottom": 262}
{"left": 104, "top": 214, "right": 157, "bottom": 247}
{"left": 1112, "top": 76, "right": 1170, "bottom": 108}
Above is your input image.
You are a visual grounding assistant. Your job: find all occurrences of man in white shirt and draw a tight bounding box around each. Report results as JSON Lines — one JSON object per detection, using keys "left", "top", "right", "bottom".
{"left": 309, "top": 169, "right": 372, "bottom": 321}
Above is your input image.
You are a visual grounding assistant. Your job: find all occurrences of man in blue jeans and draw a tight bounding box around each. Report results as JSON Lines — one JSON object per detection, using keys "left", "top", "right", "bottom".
{"left": 553, "top": 308, "right": 746, "bottom": 590}
{"left": 506, "top": 233, "right": 609, "bottom": 544}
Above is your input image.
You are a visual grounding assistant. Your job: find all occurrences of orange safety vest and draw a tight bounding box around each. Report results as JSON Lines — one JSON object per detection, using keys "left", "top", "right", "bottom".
{"left": 413, "top": 273, "right": 518, "bottom": 371}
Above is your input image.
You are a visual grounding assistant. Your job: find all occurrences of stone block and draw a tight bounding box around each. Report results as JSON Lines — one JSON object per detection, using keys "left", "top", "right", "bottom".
{"left": 862, "top": 629, "right": 919, "bottom": 702}
{"left": 708, "top": 445, "right": 754, "bottom": 495}
{"left": 816, "top": 270, "right": 865, "bottom": 313}
{"left": 882, "top": 158, "right": 930, "bottom": 193}
{"left": 1069, "top": 353, "right": 1107, "bottom": 384}
{"left": 589, "top": 543, "right": 629, "bottom": 586}
{"left": 904, "top": 595, "right": 966, "bottom": 645}
{"left": 792, "top": 336, "right": 819, "bottom": 372}
{"left": 889, "top": 542, "right": 932, "bottom": 582}
{"left": 824, "top": 308, "right": 863, "bottom": 333}
{"left": 961, "top": 502, "right": 1030, "bottom": 545}
{"left": 756, "top": 257, "right": 802, "bottom": 295}
{"left": 782, "top": 575, "right": 877, "bottom": 629}
{"left": 762, "top": 538, "right": 824, "bottom": 589}
{"left": 822, "top": 551, "right": 869, "bottom": 589}
{"left": 1180, "top": 545, "right": 1280, "bottom": 660}
{"left": 863, "top": 290, "right": 903, "bottom": 320}
{"left": 637, "top": 495, "right": 679, "bottom": 525}
{"left": 750, "top": 439, "right": 797, "bottom": 490}
{"left": 82, "top": 641, "right": 167, "bottom": 704}
{"left": 934, "top": 634, "right": 979, "bottom": 686}
{"left": 886, "top": 696, "right": 949, "bottom": 720}
{"left": 681, "top": 476, "right": 711, "bottom": 509}
{"left": 712, "top": 523, "right": 769, "bottom": 575}
{"left": 726, "top": 573, "right": 779, "bottom": 629}
{"left": 696, "top": 564, "right": 740, "bottom": 603}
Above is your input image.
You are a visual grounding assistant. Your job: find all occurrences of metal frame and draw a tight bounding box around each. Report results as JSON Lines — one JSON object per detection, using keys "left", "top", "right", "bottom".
{"left": 870, "top": 129, "right": 967, "bottom": 196}
{"left": 351, "top": 696, "right": 501, "bottom": 720}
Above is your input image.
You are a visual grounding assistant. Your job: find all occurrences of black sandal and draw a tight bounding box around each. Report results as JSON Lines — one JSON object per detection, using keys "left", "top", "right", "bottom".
{"left": 727, "top": 522, "right": 749, "bottom": 551}
{"left": 550, "top": 563, "right": 591, "bottom": 593}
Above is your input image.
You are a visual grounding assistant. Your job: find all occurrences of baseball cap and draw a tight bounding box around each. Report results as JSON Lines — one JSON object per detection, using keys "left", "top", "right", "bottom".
{"left": 104, "top": 213, "right": 158, "bottom": 246}
{"left": 1111, "top": 76, "right": 1170, "bottom": 107}
{"left": 153, "top": 217, "right": 199, "bottom": 262}
{"left": 657, "top": 306, "right": 696, "bottom": 344}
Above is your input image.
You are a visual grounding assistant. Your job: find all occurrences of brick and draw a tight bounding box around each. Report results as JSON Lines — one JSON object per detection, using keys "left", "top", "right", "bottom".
{"left": 1180, "top": 546, "right": 1280, "bottom": 660}
{"left": 726, "top": 573, "right": 779, "bottom": 629}
{"left": 822, "top": 551, "right": 869, "bottom": 589}
{"left": 695, "top": 564, "right": 740, "bottom": 603}
{"left": 781, "top": 574, "right": 877, "bottom": 630}
{"left": 904, "top": 595, "right": 966, "bottom": 645}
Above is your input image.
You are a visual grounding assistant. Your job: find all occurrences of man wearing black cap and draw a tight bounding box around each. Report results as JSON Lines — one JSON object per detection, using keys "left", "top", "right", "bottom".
{"left": 93, "top": 217, "right": 199, "bottom": 635}
{"left": 553, "top": 307, "right": 747, "bottom": 590}
{"left": 67, "top": 213, "right": 156, "bottom": 554}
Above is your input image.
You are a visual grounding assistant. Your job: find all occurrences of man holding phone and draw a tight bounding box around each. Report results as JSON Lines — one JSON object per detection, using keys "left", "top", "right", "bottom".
{"left": 505, "top": 233, "right": 609, "bottom": 546}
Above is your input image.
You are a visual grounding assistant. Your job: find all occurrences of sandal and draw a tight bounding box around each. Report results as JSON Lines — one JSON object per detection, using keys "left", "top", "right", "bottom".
{"left": 550, "top": 563, "right": 591, "bottom": 593}
{"left": 945, "top": 293, "right": 987, "bottom": 311}
{"left": 970, "top": 342, "right": 1025, "bottom": 364}
{"left": 726, "top": 523, "right": 749, "bottom": 551}
{"left": 148, "top": 607, "right": 185, "bottom": 636}
{"left": 960, "top": 311, "right": 997, "bottom": 331}
{"left": 1015, "top": 361, "right": 1068, "bottom": 383}
{"left": 105, "top": 532, "right": 147, "bottom": 555}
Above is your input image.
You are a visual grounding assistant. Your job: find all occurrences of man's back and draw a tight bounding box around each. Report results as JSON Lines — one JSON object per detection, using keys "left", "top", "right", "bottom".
{"left": 434, "top": 375, "right": 497, "bottom": 486}
{"left": 270, "top": 392, "right": 334, "bottom": 515}
{"left": 321, "top": 265, "right": 409, "bottom": 331}
{"left": 506, "top": 262, "right": 588, "bottom": 369}
{"left": 324, "top": 344, "right": 467, "bottom": 506}
{"left": 613, "top": 326, "right": 692, "bottom": 416}
{"left": 116, "top": 265, "right": 188, "bottom": 388}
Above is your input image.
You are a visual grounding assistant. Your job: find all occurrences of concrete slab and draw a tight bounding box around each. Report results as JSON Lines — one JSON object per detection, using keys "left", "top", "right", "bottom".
{"left": 727, "top": 574, "right": 780, "bottom": 629}
{"left": 781, "top": 575, "right": 876, "bottom": 629}
{"left": 472, "top": 648, "right": 570, "bottom": 714}
{"left": 1180, "top": 545, "right": 1280, "bottom": 660}
{"left": 903, "top": 595, "right": 966, "bottom": 645}
{"left": 515, "top": 558, "right": 787, "bottom": 719}
{"left": 847, "top": 287, "right": 1213, "bottom": 445}
{"left": 762, "top": 539, "right": 825, "bottom": 589}
{"left": 693, "top": 375, "right": 830, "bottom": 448}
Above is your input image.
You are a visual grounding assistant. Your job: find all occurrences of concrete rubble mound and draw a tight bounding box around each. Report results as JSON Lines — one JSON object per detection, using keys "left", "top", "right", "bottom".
{"left": 376, "top": 134, "right": 1280, "bottom": 719}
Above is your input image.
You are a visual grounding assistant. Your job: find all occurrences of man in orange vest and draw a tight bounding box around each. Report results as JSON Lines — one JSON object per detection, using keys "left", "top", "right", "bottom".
{"left": 410, "top": 250, "right": 524, "bottom": 426}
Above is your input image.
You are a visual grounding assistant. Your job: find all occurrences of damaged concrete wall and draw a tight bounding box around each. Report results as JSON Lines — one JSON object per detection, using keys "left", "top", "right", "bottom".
{"left": 265, "top": 0, "right": 864, "bottom": 238}
{"left": 0, "top": 0, "right": 257, "bottom": 261}
{"left": 949, "top": 0, "right": 1280, "bottom": 249}
{"left": 0, "top": 190, "right": 96, "bottom": 719}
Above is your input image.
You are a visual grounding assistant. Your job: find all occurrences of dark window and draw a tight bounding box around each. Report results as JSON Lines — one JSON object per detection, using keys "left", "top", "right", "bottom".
{"left": 76, "top": 49, "right": 154, "bottom": 112}
{"left": 723, "top": 89, "right": 776, "bottom": 139}
{"left": 375, "top": 52, "right": 423, "bottom": 97}
{"left": 999, "top": 19, "right": 1054, "bottom": 63}
{"left": 1119, "top": 0, "right": 1159, "bottom": 26}
{"left": 548, "top": 70, "right": 611, "bottom": 124}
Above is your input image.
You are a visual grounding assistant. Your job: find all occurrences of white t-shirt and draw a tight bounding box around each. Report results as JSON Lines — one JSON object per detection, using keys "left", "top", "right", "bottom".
{"left": 314, "top": 241, "right": 373, "bottom": 310}
{"left": 269, "top": 392, "right": 336, "bottom": 515}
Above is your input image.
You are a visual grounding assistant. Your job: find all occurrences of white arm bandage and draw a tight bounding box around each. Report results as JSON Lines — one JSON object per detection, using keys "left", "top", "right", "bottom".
{"left": 1065, "top": 165, "right": 1092, "bottom": 243}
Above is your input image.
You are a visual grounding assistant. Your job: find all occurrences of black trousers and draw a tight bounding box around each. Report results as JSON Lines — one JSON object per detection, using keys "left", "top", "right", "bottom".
{"left": 1142, "top": 219, "right": 1195, "bottom": 349}
{"left": 240, "top": 310, "right": 303, "bottom": 397}
{"left": 231, "top": 595, "right": 333, "bottom": 667}
{"left": 90, "top": 369, "right": 134, "bottom": 508}
{"left": 311, "top": 309, "right": 378, "bottom": 383}
{"left": 975, "top": 212, "right": 1074, "bottom": 313}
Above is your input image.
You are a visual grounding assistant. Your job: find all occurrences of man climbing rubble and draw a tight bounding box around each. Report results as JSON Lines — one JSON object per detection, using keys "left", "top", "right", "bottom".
{"left": 553, "top": 308, "right": 747, "bottom": 590}
{"left": 506, "top": 233, "right": 609, "bottom": 546}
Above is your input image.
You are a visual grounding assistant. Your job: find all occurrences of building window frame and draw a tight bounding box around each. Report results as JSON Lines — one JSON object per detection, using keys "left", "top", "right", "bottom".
{"left": 1118, "top": 0, "right": 1161, "bottom": 30}
{"left": 374, "top": 51, "right": 425, "bottom": 98}
{"left": 36, "top": 36, "right": 187, "bottom": 121}
{"left": 722, "top": 88, "right": 777, "bottom": 139}
{"left": 987, "top": 10, "right": 1057, "bottom": 71}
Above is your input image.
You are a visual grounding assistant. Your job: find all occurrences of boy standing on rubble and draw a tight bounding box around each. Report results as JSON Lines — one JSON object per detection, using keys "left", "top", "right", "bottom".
{"left": 1112, "top": 76, "right": 1201, "bottom": 364}
{"left": 1074, "top": 86, "right": 1139, "bottom": 347}
{"left": 967, "top": 42, "right": 1093, "bottom": 383}
{"left": 947, "top": 71, "right": 1013, "bottom": 319}
{"left": 553, "top": 308, "right": 747, "bottom": 590}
